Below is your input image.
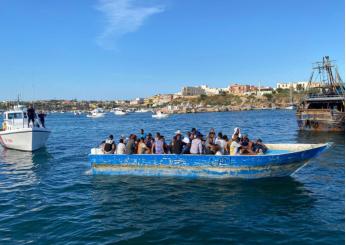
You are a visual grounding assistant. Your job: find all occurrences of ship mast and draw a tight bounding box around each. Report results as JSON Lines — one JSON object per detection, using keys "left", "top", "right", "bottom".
{"left": 307, "top": 56, "right": 345, "bottom": 98}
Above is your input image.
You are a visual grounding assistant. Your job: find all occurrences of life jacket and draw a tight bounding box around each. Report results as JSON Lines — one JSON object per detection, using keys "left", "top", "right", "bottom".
{"left": 104, "top": 139, "right": 114, "bottom": 152}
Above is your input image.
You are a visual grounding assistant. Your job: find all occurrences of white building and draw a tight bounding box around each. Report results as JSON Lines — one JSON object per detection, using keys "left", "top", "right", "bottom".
{"left": 200, "top": 85, "right": 221, "bottom": 95}
{"left": 130, "top": 97, "right": 144, "bottom": 105}
{"left": 181, "top": 85, "right": 226, "bottom": 96}
{"left": 257, "top": 87, "right": 274, "bottom": 96}
{"left": 276, "top": 81, "right": 320, "bottom": 91}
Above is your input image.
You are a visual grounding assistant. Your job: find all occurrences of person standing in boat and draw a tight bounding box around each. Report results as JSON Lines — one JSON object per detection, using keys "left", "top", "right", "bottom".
{"left": 27, "top": 105, "right": 36, "bottom": 128}
{"left": 38, "top": 111, "right": 46, "bottom": 128}
{"left": 103, "top": 135, "right": 116, "bottom": 154}
{"left": 140, "top": 129, "right": 146, "bottom": 139}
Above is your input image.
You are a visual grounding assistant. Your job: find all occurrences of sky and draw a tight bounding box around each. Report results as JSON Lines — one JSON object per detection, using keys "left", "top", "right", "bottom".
{"left": 0, "top": 0, "right": 344, "bottom": 100}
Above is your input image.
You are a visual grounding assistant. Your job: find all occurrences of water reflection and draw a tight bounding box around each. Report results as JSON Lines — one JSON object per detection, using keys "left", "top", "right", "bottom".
{"left": 296, "top": 130, "right": 344, "bottom": 145}
{"left": 0, "top": 147, "right": 52, "bottom": 187}
{"left": 88, "top": 176, "right": 315, "bottom": 243}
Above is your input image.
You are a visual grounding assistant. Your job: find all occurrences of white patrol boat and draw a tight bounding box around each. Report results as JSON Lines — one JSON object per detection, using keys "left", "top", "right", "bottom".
{"left": 0, "top": 105, "right": 50, "bottom": 151}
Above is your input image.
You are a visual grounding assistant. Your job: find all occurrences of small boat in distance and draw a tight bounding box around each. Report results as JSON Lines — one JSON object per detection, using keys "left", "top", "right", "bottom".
{"left": 73, "top": 110, "right": 83, "bottom": 115}
{"left": 285, "top": 105, "right": 296, "bottom": 110}
{"left": 113, "top": 109, "right": 127, "bottom": 116}
{"left": 135, "top": 108, "right": 150, "bottom": 113}
{"left": 86, "top": 108, "right": 105, "bottom": 118}
{"left": 89, "top": 143, "right": 330, "bottom": 179}
{"left": 0, "top": 105, "right": 50, "bottom": 151}
{"left": 152, "top": 111, "right": 169, "bottom": 119}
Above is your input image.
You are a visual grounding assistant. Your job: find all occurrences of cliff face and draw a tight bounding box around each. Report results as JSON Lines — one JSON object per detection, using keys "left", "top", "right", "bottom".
{"left": 170, "top": 92, "right": 303, "bottom": 110}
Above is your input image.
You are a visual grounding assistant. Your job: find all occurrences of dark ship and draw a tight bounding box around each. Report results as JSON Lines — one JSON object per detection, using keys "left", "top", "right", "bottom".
{"left": 296, "top": 56, "right": 345, "bottom": 131}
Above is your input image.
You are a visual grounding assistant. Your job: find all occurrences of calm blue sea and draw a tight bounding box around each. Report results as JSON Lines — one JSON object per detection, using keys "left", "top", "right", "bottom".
{"left": 0, "top": 110, "right": 344, "bottom": 244}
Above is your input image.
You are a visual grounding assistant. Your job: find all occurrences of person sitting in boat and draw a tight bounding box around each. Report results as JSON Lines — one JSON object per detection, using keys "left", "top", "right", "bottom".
{"left": 38, "top": 111, "right": 46, "bottom": 128}
{"left": 117, "top": 138, "right": 126, "bottom": 154}
{"left": 182, "top": 132, "right": 192, "bottom": 154}
{"left": 145, "top": 133, "right": 154, "bottom": 153}
{"left": 232, "top": 127, "right": 241, "bottom": 140}
{"left": 161, "top": 135, "right": 169, "bottom": 153}
{"left": 152, "top": 135, "right": 165, "bottom": 154}
{"left": 205, "top": 131, "right": 217, "bottom": 154}
{"left": 252, "top": 139, "right": 268, "bottom": 154}
{"left": 170, "top": 133, "right": 183, "bottom": 154}
{"left": 190, "top": 133, "right": 203, "bottom": 154}
{"left": 27, "top": 105, "right": 36, "bottom": 128}
{"left": 215, "top": 132, "right": 227, "bottom": 155}
{"left": 125, "top": 134, "right": 136, "bottom": 154}
{"left": 103, "top": 135, "right": 116, "bottom": 154}
{"left": 137, "top": 137, "right": 149, "bottom": 154}
{"left": 229, "top": 135, "right": 241, "bottom": 156}
{"left": 239, "top": 134, "right": 255, "bottom": 155}
{"left": 223, "top": 135, "right": 230, "bottom": 155}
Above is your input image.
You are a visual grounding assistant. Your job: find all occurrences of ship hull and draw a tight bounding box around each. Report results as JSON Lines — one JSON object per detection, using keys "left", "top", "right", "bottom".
{"left": 296, "top": 109, "right": 345, "bottom": 132}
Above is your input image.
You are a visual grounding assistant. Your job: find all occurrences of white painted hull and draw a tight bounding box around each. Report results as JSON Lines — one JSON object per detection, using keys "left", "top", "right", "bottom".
{"left": 152, "top": 114, "right": 169, "bottom": 118}
{"left": 87, "top": 113, "right": 105, "bottom": 118}
{"left": 114, "top": 111, "right": 127, "bottom": 116}
{"left": 0, "top": 128, "right": 50, "bottom": 151}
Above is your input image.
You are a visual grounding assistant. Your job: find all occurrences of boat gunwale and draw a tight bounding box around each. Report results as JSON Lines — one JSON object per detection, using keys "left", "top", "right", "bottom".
{"left": 89, "top": 143, "right": 331, "bottom": 158}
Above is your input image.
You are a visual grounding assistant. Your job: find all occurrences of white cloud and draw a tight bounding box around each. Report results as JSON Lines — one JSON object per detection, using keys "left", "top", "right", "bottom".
{"left": 96, "top": 0, "right": 164, "bottom": 49}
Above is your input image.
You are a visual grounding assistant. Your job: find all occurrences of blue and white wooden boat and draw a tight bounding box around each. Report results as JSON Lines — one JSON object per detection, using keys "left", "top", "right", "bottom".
{"left": 89, "top": 143, "right": 331, "bottom": 179}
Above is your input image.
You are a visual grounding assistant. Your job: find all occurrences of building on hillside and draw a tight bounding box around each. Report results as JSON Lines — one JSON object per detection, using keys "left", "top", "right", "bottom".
{"left": 181, "top": 86, "right": 206, "bottom": 96}
{"left": 115, "top": 100, "right": 130, "bottom": 105}
{"left": 257, "top": 86, "right": 274, "bottom": 96}
{"left": 130, "top": 97, "right": 144, "bottom": 105}
{"left": 276, "top": 81, "right": 321, "bottom": 91}
{"left": 200, "top": 85, "right": 221, "bottom": 95}
{"left": 156, "top": 94, "right": 173, "bottom": 105}
{"left": 146, "top": 94, "right": 173, "bottom": 106}
{"left": 229, "top": 84, "right": 253, "bottom": 94}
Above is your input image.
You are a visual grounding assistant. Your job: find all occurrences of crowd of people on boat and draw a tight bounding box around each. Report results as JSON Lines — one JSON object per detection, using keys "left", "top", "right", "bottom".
{"left": 99, "top": 128, "right": 268, "bottom": 156}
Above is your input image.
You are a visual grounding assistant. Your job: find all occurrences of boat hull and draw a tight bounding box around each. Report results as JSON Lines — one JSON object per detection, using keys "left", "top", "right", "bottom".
{"left": 296, "top": 109, "right": 344, "bottom": 131}
{"left": 0, "top": 128, "right": 50, "bottom": 151}
{"left": 89, "top": 143, "right": 329, "bottom": 179}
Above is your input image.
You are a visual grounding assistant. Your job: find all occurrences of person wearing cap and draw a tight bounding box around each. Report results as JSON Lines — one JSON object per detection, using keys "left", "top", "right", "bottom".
{"left": 190, "top": 133, "right": 203, "bottom": 154}
{"left": 175, "top": 130, "right": 182, "bottom": 136}
{"left": 103, "top": 135, "right": 116, "bottom": 154}
{"left": 182, "top": 132, "right": 192, "bottom": 154}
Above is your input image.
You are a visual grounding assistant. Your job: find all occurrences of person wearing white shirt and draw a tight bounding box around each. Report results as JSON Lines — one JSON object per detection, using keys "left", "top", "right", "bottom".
{"left": 117, "top": 138, "right": 126, "bottom": 154}
{"left": 215, "top": 132, "right": 227, "bottom": 155}
{"left": 190, "top": 134, "right": 203, "bottom": 154}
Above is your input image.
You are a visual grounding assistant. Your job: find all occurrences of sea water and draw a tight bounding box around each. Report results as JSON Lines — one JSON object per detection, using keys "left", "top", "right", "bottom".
{"left": 0, "top": 110, "right": 344, "bottom": 244}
